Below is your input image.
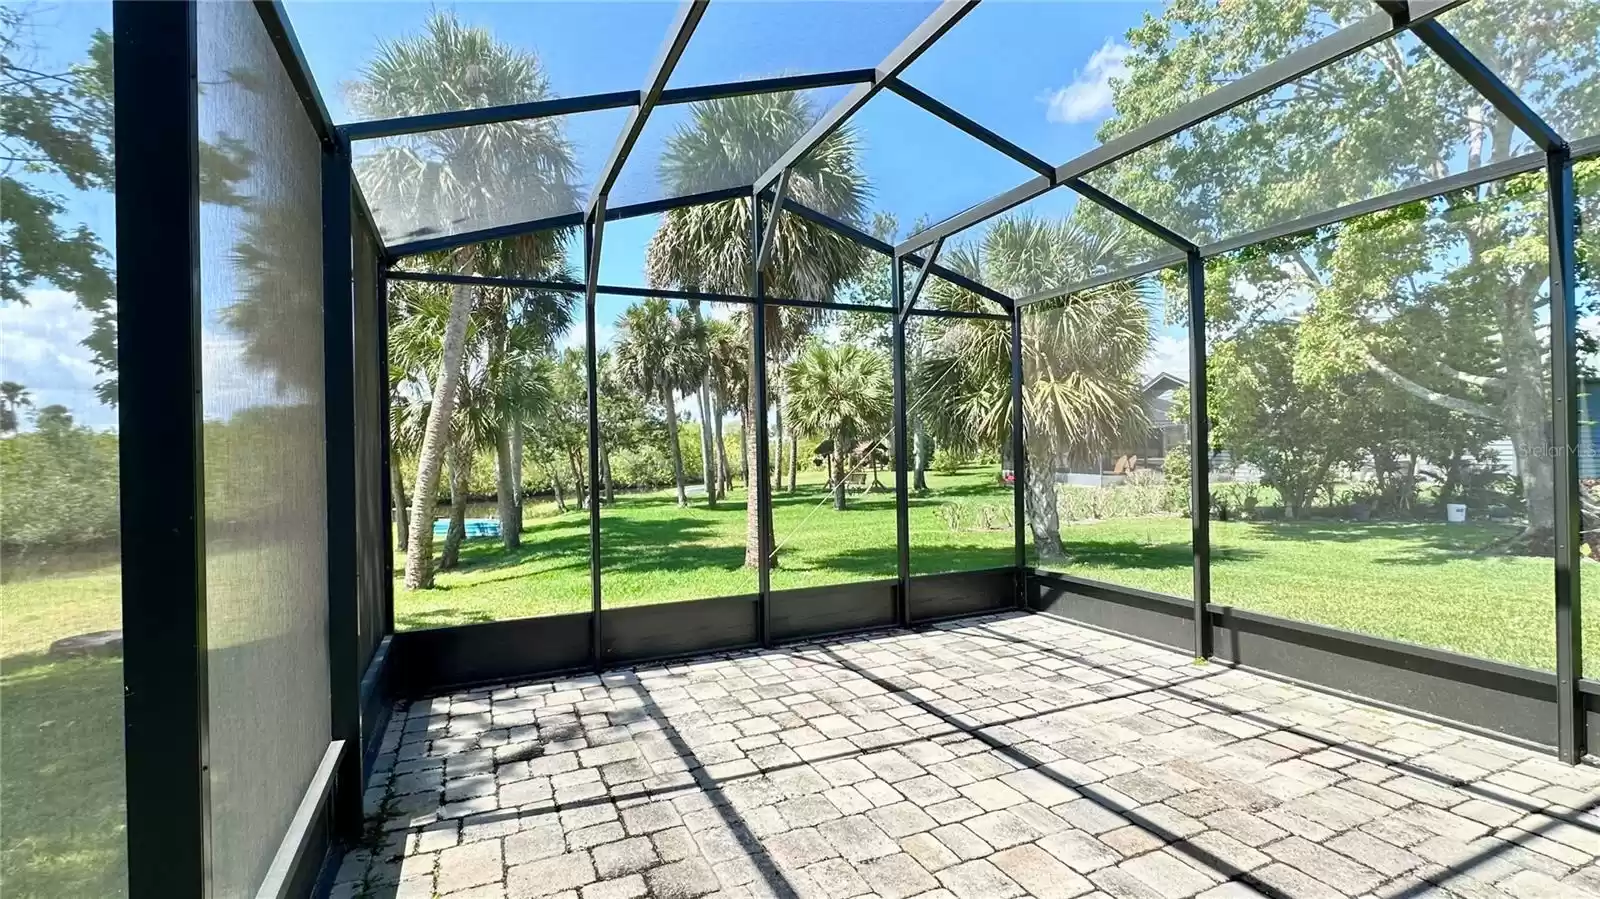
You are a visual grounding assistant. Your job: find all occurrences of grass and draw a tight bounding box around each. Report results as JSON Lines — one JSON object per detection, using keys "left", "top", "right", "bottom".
{"left": 2, "top": 464, "right": 1596, "bottom": 893}
{"left": 0, "top": 548, "right": 127, "bottom": 898}
{"left": 393, "top": 466, "right": 1016, "bottom": 629}
{"left": 404, "top": 465, "right": 1599, "bottom": 672}
{"left": 1044, "top": 515, "right": 1600, "bottom": 671}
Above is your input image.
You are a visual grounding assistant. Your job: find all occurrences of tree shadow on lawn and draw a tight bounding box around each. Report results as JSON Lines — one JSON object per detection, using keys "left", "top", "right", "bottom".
{"left": 1234, "top": 520, "right": 1531, "bottom": 566}
{"left": 787, "top": 543, "right": 1014, "bottom": 577}
{"left": 457, "top": 515, "right": 750, "bottom": 578}
{"left": 395, "top": 606, "right": 499, "bottom": 631}
{"left": 770, "top": 488, "right": 897, "bottom": 512}
{"left": 415, "top": 501, "right": 744, "bottom": 578}
{"left": 0, "top": 650, "right": 129, "bottom": 898}
{"left": 1057, "top": 538, "right": 1262, "bottom": 570}
{"left": 909, "top": 482, "right": 1013, "bottom": 503}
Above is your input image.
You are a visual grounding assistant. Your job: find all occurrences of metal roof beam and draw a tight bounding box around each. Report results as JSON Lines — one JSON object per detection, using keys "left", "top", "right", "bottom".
{"left": 588, "top": 1, "right": 708, "bottom": 219}
{"left": 753, "top": 1, "right": 978, "bottom": 195}
{"left": 897, "top": 2, "right": 1469, "bottom": 255}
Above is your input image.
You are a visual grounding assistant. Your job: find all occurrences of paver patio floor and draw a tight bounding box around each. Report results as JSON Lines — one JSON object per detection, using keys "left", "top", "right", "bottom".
{"left": 335, "top": 612, "right": 1600, "bottom": 899}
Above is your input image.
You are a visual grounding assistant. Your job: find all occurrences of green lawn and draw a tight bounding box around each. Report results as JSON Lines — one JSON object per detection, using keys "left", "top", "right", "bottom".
{"left": 1048, "top": 515, "right": 1597, "bottom": 671}
{"left": 393, "top": 467, "right": 1017, "bottom": 628}
{"left": 0, "top": 550, "right": 127, "bottom": 898}
{"left": 2, "top": 465, "right": 1597, "bottom": 895}
{"left": 401, "top": 466, "right": 1599, "bottom": 673}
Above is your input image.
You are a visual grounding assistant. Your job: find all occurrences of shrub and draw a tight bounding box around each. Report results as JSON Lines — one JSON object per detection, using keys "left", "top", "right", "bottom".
{"left": 1056, "top": 484, "right": 1166, "bottom": 522}
{"left": 1125, "top": 468, "right": 1165, "bottom": 489}
{"left": 1162, "top": 447, "right": 1191, "bottom": 516}
{"left": 0, "top": 427, "right": 121, "bottom": 548}
{"left": 937, "top": 498, "right": 1012, "bottom": 532}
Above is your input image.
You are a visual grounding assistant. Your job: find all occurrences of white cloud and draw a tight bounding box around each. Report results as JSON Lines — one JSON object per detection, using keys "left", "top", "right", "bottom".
{"left": 1142, "top": 332, "right": 1190, "bottom": 383}
{"left": 0, "top": 288, "right": 113, "bottom": 429}
{"left": 1044, "top": 41, "right": 1131, "bottom": 125}
{"left": 198, "top": 331, "right": 261, "bottom": 423}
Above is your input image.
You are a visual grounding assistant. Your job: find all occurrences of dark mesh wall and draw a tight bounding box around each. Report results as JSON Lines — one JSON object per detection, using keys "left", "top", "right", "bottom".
{"left": 197, "top": 4, "right": 331, "bottom": 894}
{"left": 353, "top": 206, "right": 387, "bottom": 670}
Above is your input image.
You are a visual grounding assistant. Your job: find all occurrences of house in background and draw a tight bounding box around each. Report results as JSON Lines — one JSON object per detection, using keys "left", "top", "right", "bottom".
{"left": 1582, "top": 378, "right": 1598, "bottom": 480}
{"left": 1057, "top": 372, "right": 1188, "bottom": 486}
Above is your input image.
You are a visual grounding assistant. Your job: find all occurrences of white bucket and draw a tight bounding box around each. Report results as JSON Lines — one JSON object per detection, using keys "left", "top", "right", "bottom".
{"left": 1446, "top": 503, "right": 1467, "bottom": 523}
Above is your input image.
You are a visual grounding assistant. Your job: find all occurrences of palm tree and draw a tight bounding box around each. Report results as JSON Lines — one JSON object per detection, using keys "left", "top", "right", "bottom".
{"left": 0, "top": 381, "right": 32, "bottom": 435}
{"left": 919, "top": 214, "right": 1154, "bottom": 561}
{"left": 705, "top": 318, "right": 747, "bottom": 497}
{"left": 614, "top": 298, "right": 708, "bottom": 506}
{"left": 646, "top": 90, "right": 869, "bottom": 566}
{"left": 785, "top": 343, "right": 893, "bottom": 511}
{"left": 351, "top": 11, "right": 577, "bottom": 589}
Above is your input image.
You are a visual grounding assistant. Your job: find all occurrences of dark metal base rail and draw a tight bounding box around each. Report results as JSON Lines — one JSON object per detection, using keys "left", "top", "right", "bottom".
{"left": 382, "top": 570, "right": 1015, "bottom": 699}
{"left": 1028, "top": 569, "right": 1569, "bottom": 750}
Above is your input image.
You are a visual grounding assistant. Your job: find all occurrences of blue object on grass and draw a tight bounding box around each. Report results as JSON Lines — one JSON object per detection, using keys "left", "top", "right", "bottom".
{"left": 432, "top": 517, "right": 501, "bottom": 539}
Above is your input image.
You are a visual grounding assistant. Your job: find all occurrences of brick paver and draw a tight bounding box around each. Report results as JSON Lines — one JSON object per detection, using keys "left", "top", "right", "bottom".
{"left": 332, "top": 613, "right": 1600, "bottom": 898}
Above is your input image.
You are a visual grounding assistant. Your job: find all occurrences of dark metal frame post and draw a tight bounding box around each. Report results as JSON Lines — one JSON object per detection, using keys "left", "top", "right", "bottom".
{"left": 1187, "top": 250, "right": 1213, "bottom": 660}
{"left": 891, "top": 258, "right": 912, "bottom": 625}
{"left": 114, "top": 2, "right": 209, "bottom": 894}
{"left": 377, "top": 269, "right": 395, "bottom": 634}
{"left": 752, "top": 191, "right": 774, "bottom": 645}
{"left": 322, "top": 139, "right": 362, "bottom": 842}
{"left": 585, "top": 217, "right": 605, "bottom": 668}
{"left": 1010, "top": 303, "right": 1027, "bottom": 605}
{"left": 1549, "top": 146, "right": 1584, "bottom": 762}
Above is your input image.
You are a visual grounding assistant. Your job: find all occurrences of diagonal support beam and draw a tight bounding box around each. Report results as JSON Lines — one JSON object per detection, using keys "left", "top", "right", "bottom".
{"left": 896, "top": 2, "right": 1469, "bottom": 255}
{"left": 588, "top": 0, "right": 707, "bottom": 218}
{"left": 754, "top": 1, "right": 977, "bottom": 194}
{"left": 779, "top": 197, "right": 1015, "bottom": 312}
{"left": 886, "top": 78, "right": 1052, "bottom": 177}
{"left": 340, "top": 70, "right": 879, "bottom": 144}
{"left": 756, "top": 169, "right": 791, "bottom": 275}
{"left": 1408, "top": 19, "right": 1564, "bottom": 152}
{"left": 1065, "top": 178, "right": 1196, "bottom": 252}
{"left": 587, "top": 195, "right": 608, "bottom": 288}
{"left": 901, "top": 236, "right": 945, "bottom": 321}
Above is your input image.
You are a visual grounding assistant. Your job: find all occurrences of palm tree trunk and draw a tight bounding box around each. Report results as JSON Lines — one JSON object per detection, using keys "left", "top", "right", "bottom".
{"left": 913, "top": 416, "right": 930, "bottom": 492}
{"left": 787, "top": 433, "right": 798, "bottom": 492}
{"left": 833, "top": 429, "right": 848, "bottom": 511}
{"left": 391, "top": 446, "right": 410, "bottom": 553}
{"left": 738, "top": 410, "right": 749, "bottom": 487}
{"left": 511, "top": 420, "right": 524, "bottom": 521}
{"left": 404, "top": 275, "right": 474, "bottom": 590}
{"left": 1026, "top": 452, "right": 1065, "bottom": 561}
{"left": 602, "top": 449, "right": 615, "bottom": 504}
{"left": 743, "top": 382, "right": 761, "bottom": 568}
{"left": 713, "top": 399, "right": 729, "bottom": 500}
{"left": 664, "top": 389, "right": 688, "bottom": 506}
{"left": 568, "top": 449, "right": 586, "bottom": 509}
{"left": 772, "top": 393, "right": 785, "bottom": 490}
{"left": 697, "top": 380, "right": 717, "bottom": 508}
{"left": 548, "top": 464, "right": 567, "bottom": 513}
{"left": 440, "top": 442, "right": 469, "bottom": 571}
{"left": 495, "top": 421, "right": 520, "bottom": 550}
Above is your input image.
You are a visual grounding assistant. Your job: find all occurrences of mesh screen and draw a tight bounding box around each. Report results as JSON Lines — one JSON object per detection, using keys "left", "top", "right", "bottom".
{"left": 767, "top": 311, "right": 898, "bottom": 591}
{"left": 1203, "top": 176, "right": 1559, "bottom": 670}
{"left": 1020, "top": 267, "right": 1193, "bottom": 599}
{"left": 353, "top": 206, "right": 387, "bottom": 670}
{"left": 198, "top": 4, "right": 332, "bottom": 894}
{"left": 1084, "top": 31, "right": 1534, "bottom": 247}
{"left": 903, "top": 312, "right": 1016, "bottom": 576}
{"left": 597, "top": 297, "right": 756, "bottom": 607}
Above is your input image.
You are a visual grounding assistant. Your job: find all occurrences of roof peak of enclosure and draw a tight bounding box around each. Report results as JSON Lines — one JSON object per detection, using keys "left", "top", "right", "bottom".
{"left": 275, "top": 0, "right": 1597, "bottom": 266}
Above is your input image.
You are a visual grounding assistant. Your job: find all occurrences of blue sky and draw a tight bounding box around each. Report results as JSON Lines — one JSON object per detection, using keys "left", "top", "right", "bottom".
{"left": 8, "top": 1, "right": 1189, "bottom": 429}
